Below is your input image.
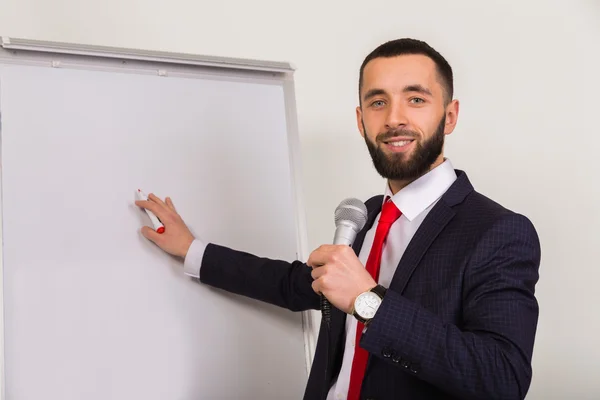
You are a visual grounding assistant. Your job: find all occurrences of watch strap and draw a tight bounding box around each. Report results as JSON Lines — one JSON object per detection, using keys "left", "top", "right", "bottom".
{"left": 369, "top": 284, "right": 387, "bottom": 299}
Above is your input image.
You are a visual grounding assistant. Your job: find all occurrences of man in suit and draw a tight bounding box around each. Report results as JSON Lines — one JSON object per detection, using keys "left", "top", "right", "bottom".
{"left": 136, "top": 38, "right": 541, "bottom": 400}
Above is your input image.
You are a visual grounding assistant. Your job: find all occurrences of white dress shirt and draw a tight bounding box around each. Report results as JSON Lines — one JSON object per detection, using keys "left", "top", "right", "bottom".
{"left": 183, "top": 159, "right": 457, "bottom": 400}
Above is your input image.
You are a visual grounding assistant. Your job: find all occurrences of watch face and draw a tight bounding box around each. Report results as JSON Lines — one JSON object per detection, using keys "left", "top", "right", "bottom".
{"left": 354, "top": 291, "right": 382, "bottom": 319}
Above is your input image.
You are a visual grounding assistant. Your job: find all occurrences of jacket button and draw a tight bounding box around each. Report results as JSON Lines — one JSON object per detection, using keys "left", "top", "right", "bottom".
{"left": 382, "top": 346, "right": 393, "bottom": 358}
{"left": 401, "top": 360, "right": 410, "bottom": 369}
{"left": 391, "top": 353, "right": 402, "bottom": 363}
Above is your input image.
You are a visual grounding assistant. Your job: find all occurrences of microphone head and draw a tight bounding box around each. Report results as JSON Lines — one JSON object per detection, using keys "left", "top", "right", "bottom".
{"left": 334, "top": 198, "right": 368, "bottom": 231}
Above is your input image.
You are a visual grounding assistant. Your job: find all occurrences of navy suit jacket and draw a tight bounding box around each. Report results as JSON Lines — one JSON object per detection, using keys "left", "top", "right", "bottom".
{"left": 199, "top": 170, "right": 541, "bottom": 400}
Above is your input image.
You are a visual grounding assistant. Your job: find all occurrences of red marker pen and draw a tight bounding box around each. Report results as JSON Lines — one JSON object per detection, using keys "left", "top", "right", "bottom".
{"left": 136, "top": 189, "right": 165, "bottom": 233}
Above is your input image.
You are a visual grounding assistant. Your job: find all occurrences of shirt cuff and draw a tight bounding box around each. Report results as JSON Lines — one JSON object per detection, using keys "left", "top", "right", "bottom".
{"left": 183, "top": 239, "right": 207, "bottom": 278}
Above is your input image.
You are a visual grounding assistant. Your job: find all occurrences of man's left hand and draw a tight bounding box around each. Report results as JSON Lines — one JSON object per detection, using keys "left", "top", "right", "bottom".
{"left": 307, "top": 245, "right": 376, "bottom": 314}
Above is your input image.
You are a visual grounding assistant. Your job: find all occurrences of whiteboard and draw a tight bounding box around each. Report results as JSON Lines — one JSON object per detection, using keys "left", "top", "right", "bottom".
{"left": 0, "top": 38, "right": 313, "bottom": 400}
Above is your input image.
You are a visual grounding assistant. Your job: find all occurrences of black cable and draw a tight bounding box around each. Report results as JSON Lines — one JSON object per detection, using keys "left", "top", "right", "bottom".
{"left": 321, "top": 294, "right": 332, "bottom": 328}
{"left": 322, "top": 298, "right": 332, "bottom": 400}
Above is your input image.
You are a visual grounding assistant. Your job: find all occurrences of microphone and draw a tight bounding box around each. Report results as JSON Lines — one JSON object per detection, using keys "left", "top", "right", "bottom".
{"left": 321, "top": 198, "right": 368, "bottom": 327}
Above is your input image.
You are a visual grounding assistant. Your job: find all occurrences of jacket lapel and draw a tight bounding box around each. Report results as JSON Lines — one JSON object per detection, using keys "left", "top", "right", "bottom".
{"left": 389, "top": 202, "right": 455, "bottom": 293}
{"left": 389, "top": 170, "right": 474, "bottom": 293}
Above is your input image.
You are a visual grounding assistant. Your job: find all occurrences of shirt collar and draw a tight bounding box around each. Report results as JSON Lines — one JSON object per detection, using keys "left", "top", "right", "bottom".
{"left": 383, "top": 159, "right": 457, "bottom": 221}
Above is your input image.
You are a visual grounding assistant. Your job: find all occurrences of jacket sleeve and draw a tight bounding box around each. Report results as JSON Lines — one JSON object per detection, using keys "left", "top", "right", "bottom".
{"left": 360, "top": 213, "right": 541, "bottom": 400}
{"left": 198, "top": 243, "right": 321, "bottom": 312}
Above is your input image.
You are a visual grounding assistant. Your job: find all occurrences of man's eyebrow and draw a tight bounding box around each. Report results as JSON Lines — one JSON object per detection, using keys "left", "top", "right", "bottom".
{"left": 403, "top": 84, "right": 433, "bottom": 97}
{"left": 362, "top": 88, "right": 386, "bottom": 102}
{"left": 362, "top": 84, "right": 434, "bottom": 102}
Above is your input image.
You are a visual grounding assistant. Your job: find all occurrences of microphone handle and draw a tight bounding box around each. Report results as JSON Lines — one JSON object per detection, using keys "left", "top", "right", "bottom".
{"left": 321, "top": 223, "right": 358, "bottom": 328}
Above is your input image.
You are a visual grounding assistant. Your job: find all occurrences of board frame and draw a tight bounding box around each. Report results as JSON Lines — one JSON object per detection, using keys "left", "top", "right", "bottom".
{"left": 0, "top": 36, "right": 317, "bottom": 399}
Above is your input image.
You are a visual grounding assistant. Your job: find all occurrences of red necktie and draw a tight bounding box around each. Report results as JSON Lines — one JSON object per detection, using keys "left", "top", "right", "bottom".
{"left": 347, "top": 198, "right": 402, "bottom": 400}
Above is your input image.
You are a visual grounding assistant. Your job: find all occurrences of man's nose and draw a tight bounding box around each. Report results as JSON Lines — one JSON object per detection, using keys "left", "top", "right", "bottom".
{"left": 385, "top": 102, "right": 409, "bottom": 130}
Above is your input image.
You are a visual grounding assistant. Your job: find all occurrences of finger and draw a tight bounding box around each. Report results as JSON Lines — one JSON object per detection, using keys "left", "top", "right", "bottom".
{"left": 136, "top": 200, "right": 169, "bottom": 222}
{"left": 148, "top": 193, "right": 170, "bottom": 211}
{"left": 135, "top": 199, "right": 153, "bottom": 210}
{"left": 141, "top": 226, "right": 162, "bottom": 243}
{"left": 306, "top": 247, "right": 323, "bottom": 268}
{"left": 311, "top": 280, "right": 321, "bottom": 295}
{"left": 307, "top": 246, "right": 335, "bottom": 268}
{"left": 312, "top": 275, "right": 331, "bottom": 293}
{"left": 165, "top": 197, "right": 177, "bottom": 213}
{"left": 311, "top": 265, "right": 327, "bottom": 280}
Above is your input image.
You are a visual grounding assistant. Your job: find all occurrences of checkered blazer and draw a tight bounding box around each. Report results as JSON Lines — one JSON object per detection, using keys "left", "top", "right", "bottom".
{"left": 200, "top": 169, "right": 541, "bottom": 400}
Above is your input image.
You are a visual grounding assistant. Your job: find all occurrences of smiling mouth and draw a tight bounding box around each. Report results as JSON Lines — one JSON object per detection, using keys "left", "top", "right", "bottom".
{"left": 379, "top": 137, "right": 416, "bottom": 152}
{"left": 386, "top": 139, "right": 414, "bottom": 147}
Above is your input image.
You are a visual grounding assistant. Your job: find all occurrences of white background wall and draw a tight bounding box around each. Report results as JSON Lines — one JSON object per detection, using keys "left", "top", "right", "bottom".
{"left": 1, "top": 0, "right": 598, "bottom": 398}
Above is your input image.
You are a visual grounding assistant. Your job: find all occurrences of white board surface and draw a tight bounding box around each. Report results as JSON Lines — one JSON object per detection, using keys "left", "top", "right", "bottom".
{"left": 0, "top": 43, "right": 309, "bottom": 400}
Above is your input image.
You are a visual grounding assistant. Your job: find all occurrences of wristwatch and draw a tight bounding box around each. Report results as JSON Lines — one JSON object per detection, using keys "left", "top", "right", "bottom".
{"left": 351, "top": 284, "right": 387, "bottom": 325}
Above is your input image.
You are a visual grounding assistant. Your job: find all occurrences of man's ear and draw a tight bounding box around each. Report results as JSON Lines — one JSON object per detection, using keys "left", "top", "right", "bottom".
{"left": 356, "top": 106, "right": 365, "bottom": 138}
{"left": 444, "top": 99, "right": 460, "bottom": 135}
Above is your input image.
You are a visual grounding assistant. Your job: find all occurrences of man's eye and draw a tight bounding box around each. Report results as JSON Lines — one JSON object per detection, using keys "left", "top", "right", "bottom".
{"left": 371, "top": 100, "right": 385, "bottom": 107}
{"left": 410, "top": 98, "right": 425, "bottom": 104}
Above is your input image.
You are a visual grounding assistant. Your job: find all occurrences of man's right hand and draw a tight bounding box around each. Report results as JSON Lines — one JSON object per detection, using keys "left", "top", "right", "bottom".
{"left": 135, "top": 193, "right": 195, "bottom": 258}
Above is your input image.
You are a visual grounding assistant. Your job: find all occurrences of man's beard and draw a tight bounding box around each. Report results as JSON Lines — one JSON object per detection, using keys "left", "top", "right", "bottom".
{"left": 363, "top": 115, "right": 445, "bottom": 181}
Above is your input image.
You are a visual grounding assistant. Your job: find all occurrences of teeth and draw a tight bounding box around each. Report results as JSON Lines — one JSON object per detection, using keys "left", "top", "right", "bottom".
{"left": 389, "top": 140, "right": 412, "bottom": 147}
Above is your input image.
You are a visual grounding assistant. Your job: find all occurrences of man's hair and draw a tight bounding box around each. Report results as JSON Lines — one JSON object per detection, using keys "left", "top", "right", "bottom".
{"left": 359, "top": 38, "right": 454, "bottom": 105}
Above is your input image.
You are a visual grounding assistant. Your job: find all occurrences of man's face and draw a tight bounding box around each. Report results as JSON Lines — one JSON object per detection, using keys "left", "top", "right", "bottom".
{"left": 356, "top": 54, "right": 458, "bottom": 183}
